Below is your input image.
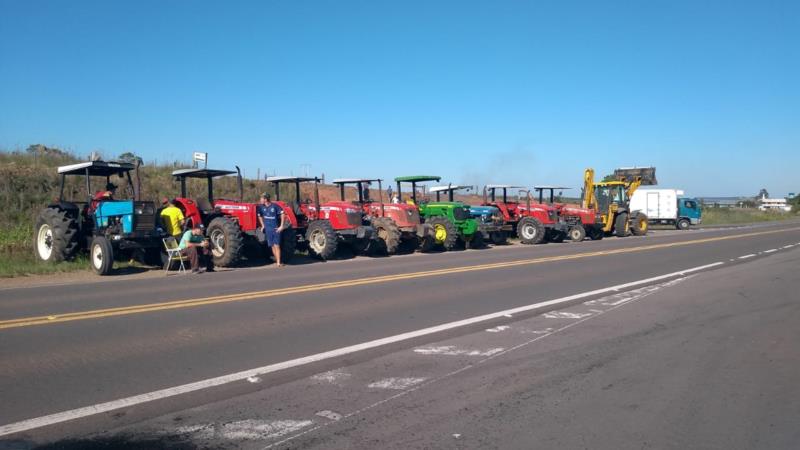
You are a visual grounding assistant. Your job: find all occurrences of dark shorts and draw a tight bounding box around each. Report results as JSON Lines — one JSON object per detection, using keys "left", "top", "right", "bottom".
{"left": 265, "top": 227, "right": 281, "bottom": 247}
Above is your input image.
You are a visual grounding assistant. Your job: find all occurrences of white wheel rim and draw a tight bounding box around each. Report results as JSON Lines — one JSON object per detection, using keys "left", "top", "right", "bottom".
{"left": 522, "top": 224, "right": 536, "bottom": 239}
{"left": 310, "top": 230, "right": 325, "bottom": 252}
{"left": 37, "top": 225, "right": 53, "bottom": 260}
{"left": 91, "top": 244, "right": 103, "bottom": 269}
{"left": 210, "top": 229, "right": 225, "bottom": 257}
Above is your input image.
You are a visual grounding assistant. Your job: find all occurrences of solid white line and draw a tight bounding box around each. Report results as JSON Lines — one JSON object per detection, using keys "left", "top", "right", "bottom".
{"left": 783, "top": 245, "right": 794, "bottom": 249}
{"left": 0, "top": 261, "right": 724, "bottom": 437}
{"left": 739, "top": 254, "right": 756, "bottom": 259}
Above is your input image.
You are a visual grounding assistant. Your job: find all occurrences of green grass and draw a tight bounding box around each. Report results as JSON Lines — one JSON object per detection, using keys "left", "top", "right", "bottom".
{"left": 701, "top": 207, "right": 798, "bottom": 225}
{"left": 0, "top": 252, "right": 89, "bottom": 278}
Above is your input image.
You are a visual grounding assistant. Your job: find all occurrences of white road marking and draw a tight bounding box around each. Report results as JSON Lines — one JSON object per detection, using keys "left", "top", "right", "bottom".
{"left": 246, "top": 376, "right": 261, "bottom": 384}
{"left": 368, "top": 377, "right": 427, "bottom": 390}
{"left": 783, "top": 245, "right": 794, "bottom": 249}
{"left": 543, "top": 311, "right": 592, "bottom": 319}
{"left": 178, "top": 419, "right": 313, "bottom": 441}
{"left": 485, "top": 325, "right": 511, "bottom": 333}
{"left": 310, "top": 369, "right": 351, "bottom": 384}
{"left": 739, "top": 254, "right": 756, "bottom": 259}
{"left": 315, "top": 410, "right": 342, "bottom": 421}
{"left": 763, "top": 249, "right": 778, "bottom": 253}
{"left": 0, "top": 261, "right": 724, "bottom": 437}
{"left": 414, "top": 346, "right": 505, "bottom": 357}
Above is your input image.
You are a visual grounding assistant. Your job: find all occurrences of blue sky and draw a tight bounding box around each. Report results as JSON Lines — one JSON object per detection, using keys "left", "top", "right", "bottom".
{"left": 1, "top": 0, "right": 798, "bottom": 197}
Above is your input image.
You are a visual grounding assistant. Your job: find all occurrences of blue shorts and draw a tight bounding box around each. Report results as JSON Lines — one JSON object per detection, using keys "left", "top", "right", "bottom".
{"left": 265, "top": 227, "right": 281, "bottom": 247}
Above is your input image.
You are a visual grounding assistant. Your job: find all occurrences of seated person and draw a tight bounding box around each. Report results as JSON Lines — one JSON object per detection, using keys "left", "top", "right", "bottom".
{"left": 90, "top": 182, "right": 117, "bottom": 212}
{"left": 179, "top": 225, "right": 214, "bottom": 273}
{"left": 159, "top": 197, "right": 185, "bottom": 238}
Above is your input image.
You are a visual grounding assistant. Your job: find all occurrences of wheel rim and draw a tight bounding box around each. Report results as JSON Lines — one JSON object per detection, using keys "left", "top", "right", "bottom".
{"left": 210, "top": 229, "right": 225, "bottom": 257}
{"left": 310, "top": 229, "right": 326, "bottom": 252}
{"left": 569, "top": 229, "right": 580, "bottom": 240}
{"left": 378, "top": 227, "right": 388, "bottom": 241}
{"left": 522, "top": 224, "right": 536, "bottom": 240}
{"left": 434, "top": 224, "right": 447, "bottom": 243}
{"left": 37, "top": 225, "right": 53, "bottom": 260}
{"left": 91, "top": 243, "right": 103, "bottom": 269}
{"left": 639, "top": 218, "right": 648, "bottom": 232}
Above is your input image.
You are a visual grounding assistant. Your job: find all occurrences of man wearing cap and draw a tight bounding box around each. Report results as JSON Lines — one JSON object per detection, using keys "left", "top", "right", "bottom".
{"left": 257, "top": 193, "right": 288, "bottom": 267}
{"left": 179, "top": 224, "right": 214, "bottom": 273}
{"left": 160, "top": 198, "right": 185, "bottom": 238}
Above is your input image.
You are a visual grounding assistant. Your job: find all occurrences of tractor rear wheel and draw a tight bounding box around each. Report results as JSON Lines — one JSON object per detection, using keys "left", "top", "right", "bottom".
{"left": 34, "top": 207, "right": 79, "bottom": 262}
{"left": 467, "top": 231, "right": 486, "bottom": 249}
{"left": 490, "top": 231, "right": 508, "bottom": 245}
{"left": 517, "top": 217, "right": 545, "bottom": 244}
{"left": 614, "top": 212, "right": 629, "bottom": 237}
{"left": 207, "top": 216, "right": 244, "bottom": 267}
{"left": 306, "top": 220, "right": 338, "bottom": 260}
{"left": 630, "top": 213, "right": 648, "bottom": 236}
{"left": 90, "top": 236, "right": 114, "bottom": 275}
{"left": 280, "top": 227, "right": 297, "bottom": 263}
{"left": 427, "top": 216, "right": 458, "bottom": 250}
{"left": 568, "top": 225, "right": 586, "bottom": 242}
{"left": 371, "top": 217, "right": 401, "bottom": 255}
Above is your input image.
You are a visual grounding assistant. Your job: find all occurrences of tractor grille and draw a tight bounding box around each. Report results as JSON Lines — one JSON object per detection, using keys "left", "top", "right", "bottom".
{"left": 453, "top": 207, "right": 470, "bottom": 221}
{"left": 346, "top": 211, "right": 362, "bottom": 226}
{"left": 134, "top": 201, "right": 156, "bottom": 232}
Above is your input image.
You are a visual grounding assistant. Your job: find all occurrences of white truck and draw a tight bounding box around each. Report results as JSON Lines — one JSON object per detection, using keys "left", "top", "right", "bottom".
{"left": 630, "top": 189, "right": 702, "bottom": 230}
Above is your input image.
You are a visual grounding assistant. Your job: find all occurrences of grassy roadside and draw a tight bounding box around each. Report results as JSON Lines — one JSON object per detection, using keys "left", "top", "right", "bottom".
{"left": 700, "top": 208, "right": 799, "bottom": 225}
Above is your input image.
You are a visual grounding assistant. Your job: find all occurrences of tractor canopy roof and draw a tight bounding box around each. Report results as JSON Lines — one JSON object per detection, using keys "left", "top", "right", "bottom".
{"left": 332, "top": 178, "right": 382, "bottom": 184}
{"left": 57, "top": 160, "right": 136, "bottom": 176}
{"left": 172, "top": 168, "right": 237, "bottom": 179}
{"left": 394, "top": 175, "right": 441, "bottom": 183}
{"left": 533, "top": 185, "right": 572, "bottom": 190}
{"left": 429, "top": 185, "right": 472, "bottom": 193}
{"left": 266, "top": 176, "right": 319, "bottom": 183}
{"left": 485, "top": 184, "right": 526, "bottom": 189}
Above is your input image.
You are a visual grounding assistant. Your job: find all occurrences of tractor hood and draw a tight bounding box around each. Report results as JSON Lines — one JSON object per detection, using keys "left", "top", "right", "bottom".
{"left": 469, "top": 205, "right": 500, "bottom": 217}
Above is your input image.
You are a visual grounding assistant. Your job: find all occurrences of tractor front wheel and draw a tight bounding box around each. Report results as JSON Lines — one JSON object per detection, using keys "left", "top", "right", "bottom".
{"left": 371, "top": 217, "right": 401, "bottom": 255}
{"left": 90, "top": 236, "right": 114, "bottom": 275}
{"left": 614, "top": 212, "right": 630, "bottom": 237}
{"left": 490, "top": 231, "right": 508, "bottom": 245}
{"left": 467, "top": 231, "right": 486, "bottom": 249}
{"left": 568, "top": 225, "right": 586, "bottom": 242}
{"left": 631, "top": 213, "right": 648, "bottom": 236}
{"left": 427, "top": 216, "right": 458, "bottom": 250}
{"left": 280, "top": 227, "right": 297, "bottom": 263}
{"left": 207, "top": 216, "right": 244, "bottom": 267}
{"left": 517, "top": 217, "right": 545, "bottom": 244}
{"left": 34, "top": 207, "right": 79, "bottom": 262}
{"left": 306, "top": 220, "right": 338, "bottom": 260}
{"left": 586, "top": 226, "right": 604, "bottom": 240}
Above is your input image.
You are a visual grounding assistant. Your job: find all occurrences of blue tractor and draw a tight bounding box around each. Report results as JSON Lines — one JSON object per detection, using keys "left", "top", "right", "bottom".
{"left": 33, "top": 160, "right": 164, "bottom": 275}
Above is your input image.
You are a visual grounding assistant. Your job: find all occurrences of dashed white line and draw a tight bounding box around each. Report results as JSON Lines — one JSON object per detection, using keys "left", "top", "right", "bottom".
{"left": 738, "top": 254, "right": 756, "bottom": 259}
{"left": 763, "top": 249, "right": 778, "bottom": 253}
{"left": 485, "top": 325, "right": 511, "bottom": 333}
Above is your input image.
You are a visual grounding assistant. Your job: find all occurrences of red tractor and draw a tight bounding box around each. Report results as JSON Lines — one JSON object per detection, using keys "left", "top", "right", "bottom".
{"left": 171, "top": 167, "right": 257, "bottom": 266}
{"left": 266, "top": 176, "right": 376, "bottom": 260}
{"left": 533, "top": 186, "right": 605, "bottom": 241}
{"left": 482, "top": 184, "right": 568, "bottom": 244}
{"left": 332, "top": 178, "right": 435, "bottom": 254}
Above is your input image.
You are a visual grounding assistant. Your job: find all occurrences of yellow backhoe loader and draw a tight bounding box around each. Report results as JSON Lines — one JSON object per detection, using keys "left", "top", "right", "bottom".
{"left": 582, "top": 168, "right": 648, "bottom": 237}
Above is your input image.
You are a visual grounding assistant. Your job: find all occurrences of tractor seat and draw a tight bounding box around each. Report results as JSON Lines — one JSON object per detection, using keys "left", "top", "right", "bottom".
{"left": 195, "top": 197, "right": 214, "bottom": 213}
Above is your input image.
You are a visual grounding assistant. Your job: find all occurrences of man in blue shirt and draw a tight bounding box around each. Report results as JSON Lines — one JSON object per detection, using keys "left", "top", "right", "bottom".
{"left": 257, "top": 193, "right": 289, "bottom": 267}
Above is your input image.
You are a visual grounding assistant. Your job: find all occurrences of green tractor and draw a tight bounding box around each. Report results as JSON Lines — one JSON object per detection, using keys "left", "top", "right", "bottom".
{"left": 394, "top": 176, "right": 482, "bottom": 250}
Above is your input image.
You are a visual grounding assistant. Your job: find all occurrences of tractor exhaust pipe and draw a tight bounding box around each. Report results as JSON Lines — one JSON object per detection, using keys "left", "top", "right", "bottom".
{"left": 236, "top": 166, "right": 243, "bottom": 202}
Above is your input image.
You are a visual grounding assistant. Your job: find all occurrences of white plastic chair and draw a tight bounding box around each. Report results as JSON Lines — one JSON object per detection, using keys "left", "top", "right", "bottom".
{"left": 163, "top": 236, "right": 187, "bottom": 274}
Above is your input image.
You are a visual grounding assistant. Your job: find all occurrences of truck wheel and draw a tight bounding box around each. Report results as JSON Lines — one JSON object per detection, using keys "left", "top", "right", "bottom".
{"left": 90, "top": 236, "right": 114, "bottom": 275}
{"left": 306, "top": 220, "right": 338, "bottom": 260}
{"left": 207, "top": 216, "right": 244, "bottom": 267}
{"left": 614, "top": 213, "right": 629, "bottom": 237}
{"left": 34, "top": 207, "right": 79, "bottom": 262}
{"left": 371, "top": 217, "right": 401, "bottom": 255}
{"left": 586, "top": 226, "right": 604, "bottom": 241}
{"left": 428, "top": 216, "right": 458, "bottom": 250}
{"left": 467, "top": 231, "right": 486, "bottom": 249}
{"left": 517, "top": 217, "right": 545, "bottom": 244}
{"left": 568, "top": 225, "right": 586, "bottom": 242}
{"left": 280, "top": 227, "right": 297, "bottom": 263}
{"left": 630, "top": 213, "right": 648, "bottom": 236}
{"left": 490, "top": 231, "right": 508, "bottom": 245}
{"left": 676, "top": 218, "right": 690, "bottom": 230}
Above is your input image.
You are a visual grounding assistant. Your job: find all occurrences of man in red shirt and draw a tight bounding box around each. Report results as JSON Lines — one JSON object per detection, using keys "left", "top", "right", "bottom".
{"left": 90, "top": 182, "right": 117, "bottom": 212}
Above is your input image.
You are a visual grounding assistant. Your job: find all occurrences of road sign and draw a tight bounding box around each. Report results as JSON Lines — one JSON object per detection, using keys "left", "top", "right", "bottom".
{"left": 193, "top": 152, "right": 207, "bottom": 168}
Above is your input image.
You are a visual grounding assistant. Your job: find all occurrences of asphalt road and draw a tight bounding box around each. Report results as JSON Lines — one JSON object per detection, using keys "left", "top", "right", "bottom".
{"left": 1, "top": 221, "right": 799, "bottom": 449}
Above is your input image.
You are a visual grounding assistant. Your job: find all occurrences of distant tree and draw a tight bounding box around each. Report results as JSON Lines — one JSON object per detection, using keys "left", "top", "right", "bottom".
{"left": 601, "top": 174, "right": 617, "bottom": 182}
{"left": 118, "top": 151, "right": 143, "bottom": 165}
{"left": 740, "top": 199, "right": 757, "bottom": 208}
{"left": 756, "top": 188, "right": 769, "bottom": 200}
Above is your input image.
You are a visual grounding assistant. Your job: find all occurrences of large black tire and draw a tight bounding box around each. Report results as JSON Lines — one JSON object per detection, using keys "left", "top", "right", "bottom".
{"left": 676, "top": 218, "right": 690, "bottom": 230}
{"left": 280, "top": 227, "right": 297, "bottom": 263}
{"left": 207, "top": 216, "right": 244, "bottom": 267}
{"left": 517, "top": 217, "right": 545, "bottom": 244}
{"left": 89, "top": 236, "right": 114, "bottom": 275}
{"left": 490, "top": 231, "right": 508, "bottom": 245}
{"left": 417, "top": 224, "right": 436, "bottom": 253}
{"left": 467, "top": 231, "right": 486, "bottom": 249}
{"left": 427, "top": 216, "right": 458, "bottom": 250}
{"left": 630, "top": 212, "right": 648, "bottom": 236}
{"left": 34, "top": 207, "right": 80, "bottom": 262}
{"left": 306, "top": 220, "right": 338, "bottom": 260}
{"left": 586, "top": 226, "right": 604, "bottom": 240}
{"left": 568, "top": 225, "right": 586, "bottom": 242}
{"left": 371, "top": 217, "right": 401, "bottom": 255}
{"left": 614, "top": 212, "right": 629, "bottom": 237}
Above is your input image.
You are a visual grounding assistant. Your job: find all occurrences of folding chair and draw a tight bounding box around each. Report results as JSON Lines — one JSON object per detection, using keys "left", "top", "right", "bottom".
{"left": 163, "top": 237, "right": 188, "bottom": 274}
